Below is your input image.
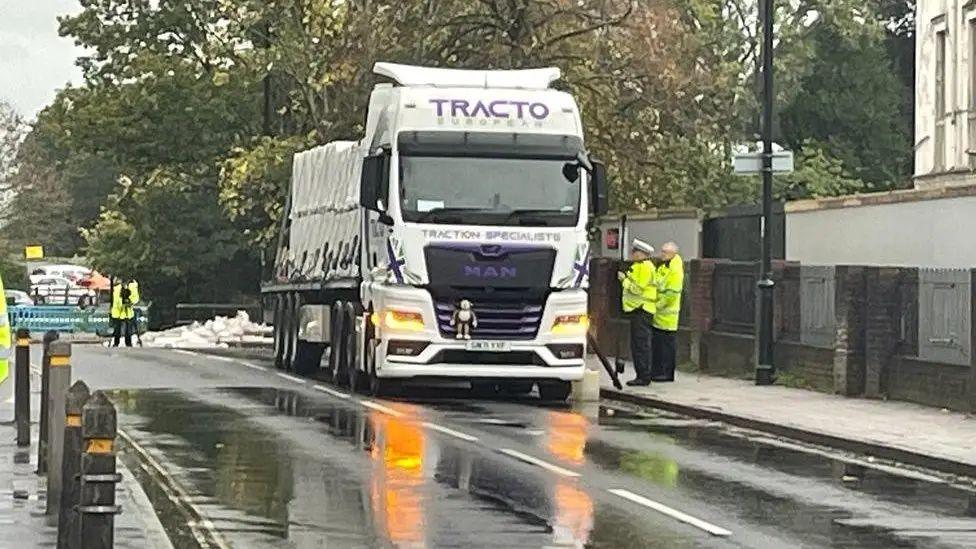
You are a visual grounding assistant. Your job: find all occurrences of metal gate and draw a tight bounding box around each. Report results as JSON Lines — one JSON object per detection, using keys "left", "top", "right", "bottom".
{"left": 799, "top": 266, "right": 836, "bottom": 348}
{"left": 918, "top": 269, "right": 970, "bottom": 366}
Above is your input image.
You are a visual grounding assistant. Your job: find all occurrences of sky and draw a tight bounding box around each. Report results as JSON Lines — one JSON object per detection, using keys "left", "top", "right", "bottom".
{"left": 0, "top": 0, "right": 85, "bottom": 118}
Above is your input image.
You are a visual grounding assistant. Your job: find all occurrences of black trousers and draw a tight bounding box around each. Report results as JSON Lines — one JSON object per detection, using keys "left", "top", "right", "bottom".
{"left": 112, "top": 318, "right": 133, "bottom": 347}
{"left": 651, "top": 327, "right": 676, "bottom": 381}
{"left": 628, "top": 309, "right": 654, "bottom": 379}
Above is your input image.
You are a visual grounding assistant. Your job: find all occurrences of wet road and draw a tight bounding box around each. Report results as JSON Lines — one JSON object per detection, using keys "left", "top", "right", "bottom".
{"left": 70, "top": 346, "right": 976, "bottom": 548}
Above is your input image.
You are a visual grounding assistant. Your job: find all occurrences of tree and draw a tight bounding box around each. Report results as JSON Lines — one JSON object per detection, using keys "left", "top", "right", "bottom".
{"left": 83, "top": 167, "right": 257, "bottom": 325}
{"left": 780, "top": 13, "right": 911, "bottom": 189}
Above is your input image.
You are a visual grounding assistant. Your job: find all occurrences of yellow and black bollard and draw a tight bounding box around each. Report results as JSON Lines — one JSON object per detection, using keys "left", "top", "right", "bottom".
{"left": 79, "top": 390, "right": 120, "bottom": 549}
{"left": 14, "top": 328, "right": 30, "bottom": 447}
{"left": 38, "top": 330, "right": 60, "bottom": 474}
{"left": 57, "top": 380, "right": 90, "bottom": 549}
{"left": 45, "top": 341, "right": 72, "bottom": 516}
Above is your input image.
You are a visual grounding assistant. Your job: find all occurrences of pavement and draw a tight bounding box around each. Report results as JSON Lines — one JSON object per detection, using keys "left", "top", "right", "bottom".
{"left": 596, "top": 358, "right": 976, "bottom": 478}
{"left": 0, "top": 394, "right": 172, "bottom": 548}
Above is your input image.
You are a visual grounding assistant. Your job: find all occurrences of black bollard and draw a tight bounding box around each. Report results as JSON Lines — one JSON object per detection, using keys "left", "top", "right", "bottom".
{"left": 14, "top": 328, "right": 30, "bottom": 447}
{"left": 46, "top": 341, "right": 72, "bottom": 515}
{"left": 79, "top": 391, "right": 120, "bottom": 549}
{"left": 57, "top": 381, "right": 90, "bottom": 549}
{"left": 38, "top": 330, "right": 59, "bottom": 474}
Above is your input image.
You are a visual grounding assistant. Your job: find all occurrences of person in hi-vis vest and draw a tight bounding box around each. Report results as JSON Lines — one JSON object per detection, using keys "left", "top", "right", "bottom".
{"left": 0, "top": 274, "right": 12, "bottom": 394}
{"left": 651, "top": 242, "right": 684, "bottom": 381}
{"left": 110, "top": 277, "right": 140, "bottom": 347}
{"left": 618, "top": 239, "right": 657, "bottom": 386}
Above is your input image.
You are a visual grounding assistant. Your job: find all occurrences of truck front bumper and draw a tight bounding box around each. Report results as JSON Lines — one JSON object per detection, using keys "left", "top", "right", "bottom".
{"left": 371, "top": 286, "right": 587, "bottom": 382}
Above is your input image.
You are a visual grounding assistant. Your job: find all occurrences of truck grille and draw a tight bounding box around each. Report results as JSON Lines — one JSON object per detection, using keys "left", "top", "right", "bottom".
{"left": 433, "top": 293, "right": 545, "bottom": 340}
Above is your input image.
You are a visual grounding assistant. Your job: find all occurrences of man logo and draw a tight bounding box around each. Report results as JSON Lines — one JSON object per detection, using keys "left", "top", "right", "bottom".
{"left": 463, "top": 265, "right": 517, "bottom": 279}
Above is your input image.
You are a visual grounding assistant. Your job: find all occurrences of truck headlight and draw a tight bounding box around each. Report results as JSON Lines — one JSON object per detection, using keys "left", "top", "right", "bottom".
{"left": 380, "top": 310, "right": 425, "bottom": 332}
{"left": 552, "top": 314, "right": 589, "bottom": 335}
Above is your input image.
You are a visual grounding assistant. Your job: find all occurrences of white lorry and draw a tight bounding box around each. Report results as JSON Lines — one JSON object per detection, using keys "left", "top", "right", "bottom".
{"left": 263, "top": 63, "right": 608, "bottom": 401}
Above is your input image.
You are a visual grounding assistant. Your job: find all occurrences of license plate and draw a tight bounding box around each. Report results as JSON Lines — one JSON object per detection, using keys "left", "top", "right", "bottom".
{"left": 465, "top": 340, "right": 511, "bottom": 352}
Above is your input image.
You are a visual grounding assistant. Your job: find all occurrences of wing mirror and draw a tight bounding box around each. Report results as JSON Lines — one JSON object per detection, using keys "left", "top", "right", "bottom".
{"left": 360, "top": 149, "right": 390, "bottom": 212}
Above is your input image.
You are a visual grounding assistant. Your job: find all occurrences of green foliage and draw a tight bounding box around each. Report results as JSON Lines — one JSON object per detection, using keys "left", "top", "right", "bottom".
{"left": 0, "top": 0, "right": 916, "bottom": 316}
{"left": 779, "top": 9, "right": 912, "bottom": 189}
{"left": 733, "top": 141, "right": 868, "bottom": 202}
{"left": 83, "top": 168, "right": 257, "bottom": 324}
{"left": 219, "top": 135, "right": 312, "bottom": 246}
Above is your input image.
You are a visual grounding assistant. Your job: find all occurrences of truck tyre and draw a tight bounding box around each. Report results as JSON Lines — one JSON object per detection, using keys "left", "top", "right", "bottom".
{"left": 293, "top": 341, "right": 324, "bottom": 376}
{"left": 344, "top": 303, "right": 361, "bottom": 392}
{"left": 272, "top": 294, "right": 284, "bottom": 369}
{"left": 538, "top": 381, "right": 572, "bottom": 402}
{"left": 331, "top": 301, "right": 348, "bottom": 386}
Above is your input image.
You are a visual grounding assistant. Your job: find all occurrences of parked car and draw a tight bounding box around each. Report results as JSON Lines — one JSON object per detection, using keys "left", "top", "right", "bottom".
{"left": 29, "top": 264, "right": 92, "bottom": 285}
{"left": 30, "top": 276, "right": 94, "bottom": 305}
{"left": 4, "top": 290, "right": 34, "bottom": 307}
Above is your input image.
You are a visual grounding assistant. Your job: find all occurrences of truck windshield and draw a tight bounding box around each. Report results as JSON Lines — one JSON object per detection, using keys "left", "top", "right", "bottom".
{"left": 398, "top": 155, "right": 582, "bottom": 227}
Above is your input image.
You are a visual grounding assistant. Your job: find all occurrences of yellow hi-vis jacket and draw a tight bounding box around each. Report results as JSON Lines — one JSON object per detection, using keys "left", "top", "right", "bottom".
{"left": 111, "top": 280, "right": 140, "bottom": 320}
{"left": 621, "top": 260, "right": 657, "bottom": 315}
{"left": 653, "top": 254, "right": 684, "bottom": 331}
{"left": 0, "top": 274, "right": 9, "bottom": 385}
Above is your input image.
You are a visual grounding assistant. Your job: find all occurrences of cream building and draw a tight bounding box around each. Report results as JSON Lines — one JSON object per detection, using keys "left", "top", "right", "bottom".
{"left": 915, "top": 0, "right": 976, "bottom": 187}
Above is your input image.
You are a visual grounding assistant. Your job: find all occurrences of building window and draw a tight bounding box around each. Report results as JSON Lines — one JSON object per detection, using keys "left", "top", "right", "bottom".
{"left": 935, "top": 29, "right": 947, "bottom": 171}
{"left": 970, "top": 20, "right": 976, "bottom": 168}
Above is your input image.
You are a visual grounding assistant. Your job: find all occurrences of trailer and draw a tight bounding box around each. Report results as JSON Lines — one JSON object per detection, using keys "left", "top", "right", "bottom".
{"left": 263, "top": 62, "right": 608, "bottom": 401}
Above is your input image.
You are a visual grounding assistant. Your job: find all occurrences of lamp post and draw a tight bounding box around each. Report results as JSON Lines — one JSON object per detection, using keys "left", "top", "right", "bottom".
{"left": 755, "top": 0, "right": 776, "bottom": 386}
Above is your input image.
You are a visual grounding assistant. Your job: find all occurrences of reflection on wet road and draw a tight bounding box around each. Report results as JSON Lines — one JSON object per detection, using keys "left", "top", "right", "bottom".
{"left": 108, "top": 380, "right": 976, "bottom": 549}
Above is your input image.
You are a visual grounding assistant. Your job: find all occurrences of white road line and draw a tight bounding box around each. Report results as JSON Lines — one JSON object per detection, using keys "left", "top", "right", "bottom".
{"left": 499, "top": 448, "right": 580, "bottom": 478}
{"left": 276, "top": 372, "right": 306, "bottom": 385}
{"left": 608, "top": 488, "right": 732, "bottom": 537}
{"left": 422, "top": 422, "right": 479, "bottom": 442}
{"left": 210, "top": 355, "right": 236, "bottom": 363}
{"left": 239, "top": 361, "right": 265, "bottom": 372}
{"left": 120, "top": 430, "right": 233, "bottom": 549}
{"left": 173, "top": 349, "right": 199, "bottom": 357}
{"left": 314, "top": 384, "right": 351, "bottom": 399}
{"left": 360, "top": 399, "right": 405, "bottom": 417}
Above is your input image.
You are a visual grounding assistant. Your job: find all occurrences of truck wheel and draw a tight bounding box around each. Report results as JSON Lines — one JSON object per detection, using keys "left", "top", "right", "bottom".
{"left": 293, "top": 341, "right": 324, "bottom": 376}
{"left": 368, "top": 342, "right": 400, "bottom": 398}
{"left": 344, "top": 303, "right": 363, "bottom": 392}
{"left": 331, "top": 301, "right": 348, "bottom": 387}
{"left": 272, "top": 295, "right": 285, "bottom": 369}
{"left": 538, "top": 381, "right": 572, "bottom": 402}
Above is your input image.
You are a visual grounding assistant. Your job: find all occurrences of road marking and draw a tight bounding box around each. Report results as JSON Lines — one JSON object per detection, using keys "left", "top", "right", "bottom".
{"left": 360, "top": 399, "right": 404, "bottom": 417}
{"left": 276, "top": 372, "right": 306, "bottom": 385}
{"left": 239, "top": 361, "right": 265, "bottom": 372}
{"left": 499, "top": 448, "right": 580, "bottom": 478}
{"left": 314, "top": 384, "right": 351, "bottom": 399}
{"left": 422, "top": 422, "right": 479, "bottom": 442}
{"left": 210, "top": 355, "right": 236, "bottom": 363}
{"left": 120, "top": 430, "right": 233, "bottom": 549}
{"left": 173, "top": 349, "right": 199, "bottom": 358}
{"left": 608, "top": 488, "right": 732, "bottom": 537}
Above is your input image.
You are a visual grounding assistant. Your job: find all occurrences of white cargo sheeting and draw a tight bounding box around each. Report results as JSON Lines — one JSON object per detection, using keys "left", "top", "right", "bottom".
{"left": 142, "top": 311, "right": 273, "bottom": 349}
{"left": 288, "top": 141, "right": 362, "bottom": 282}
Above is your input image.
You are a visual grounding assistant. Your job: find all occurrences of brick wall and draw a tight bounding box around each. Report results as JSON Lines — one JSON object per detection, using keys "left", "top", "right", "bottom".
{"left": 587, "top": 258, "right": 976, "bottom": 412}
{"left": 833, "top": 266, "right": 867, "bottom": 396}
